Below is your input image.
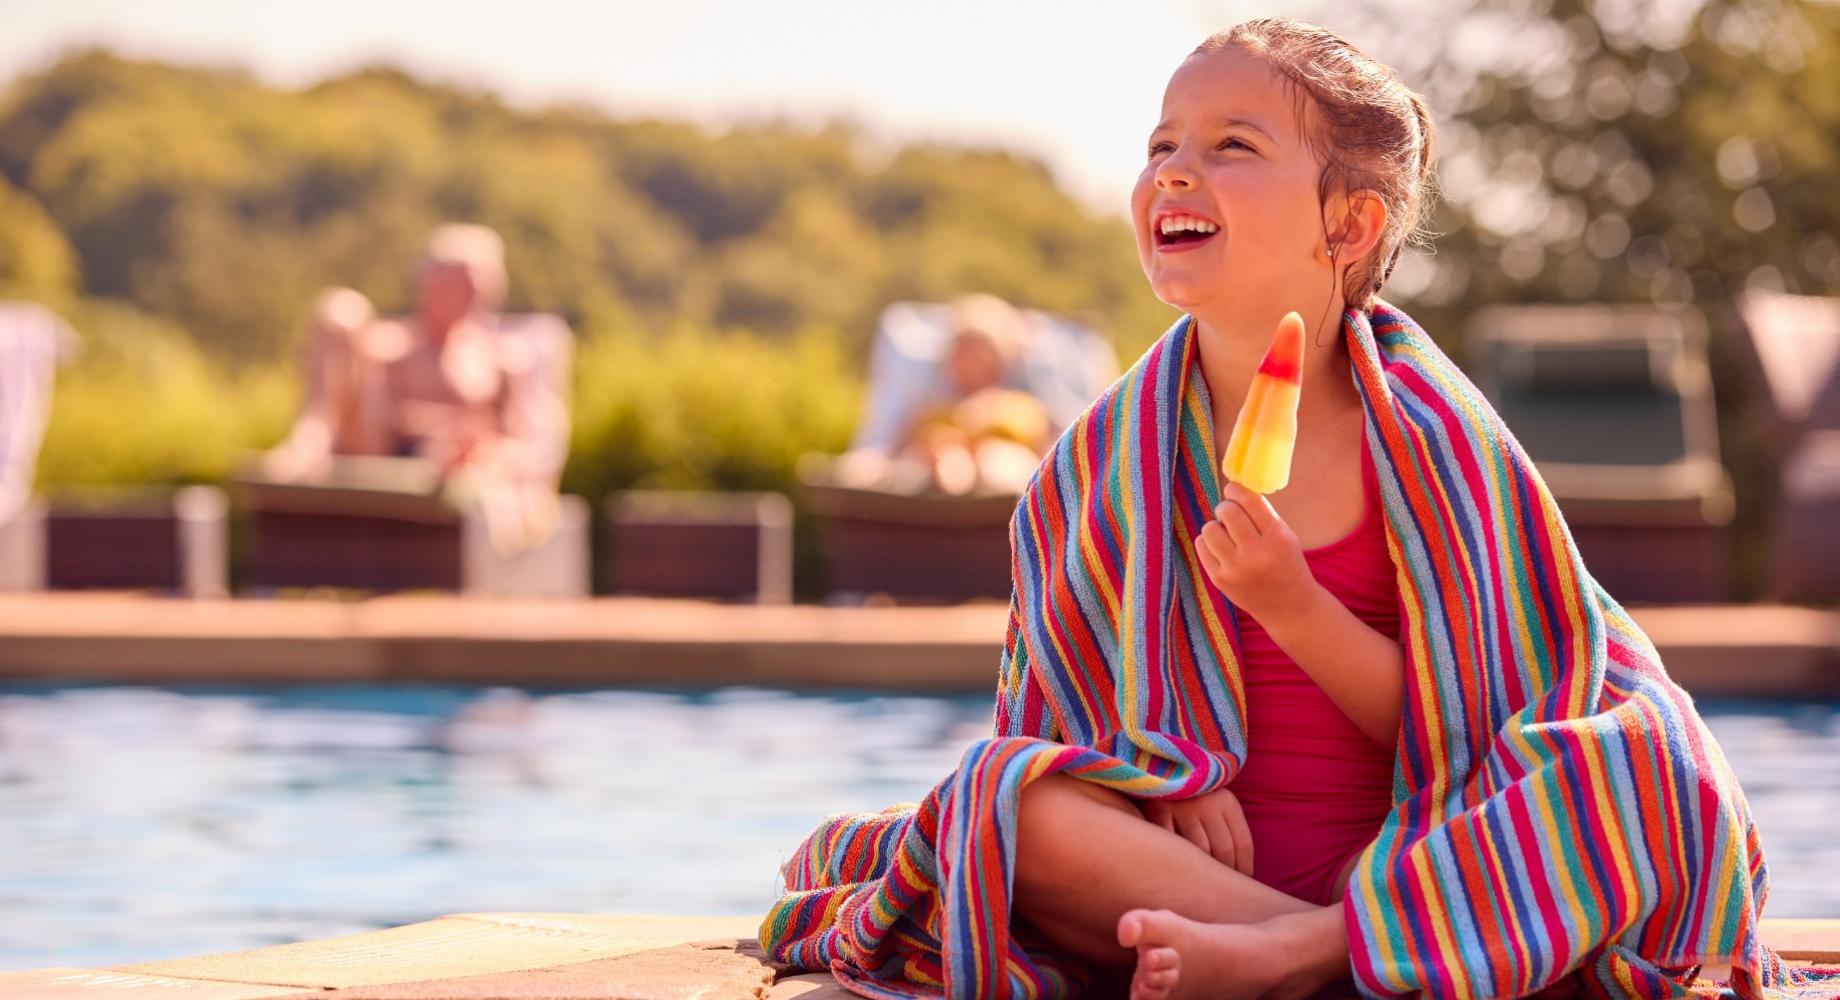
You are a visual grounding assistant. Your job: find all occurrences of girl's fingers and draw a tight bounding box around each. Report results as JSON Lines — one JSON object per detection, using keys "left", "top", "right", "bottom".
{"left": 1215, "top": 497, "right": 1261, "bottom": 548}
{"left": 1198, "top": 807, "right": 1238, "bottom": 872}
{"left": 1219, "top": 795, "right": 1256, "bottom": 877}
{"left": 1198, "top": 520, "right": 1234, "bottom": 560}
{"left": 1174, "top": 811, "right": 1210, "bottom": 857}
{"left": 1196, "top": 526, "right": 1237, "bottom": 592}
{"left": 1224, "top": 483, "right": 1282, "bottom": 535}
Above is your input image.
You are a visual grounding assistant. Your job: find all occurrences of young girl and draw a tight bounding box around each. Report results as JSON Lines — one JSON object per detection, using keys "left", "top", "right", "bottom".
{"left": 1009, "top": 20, "right": 1424, "bottom": 999}
{"left": 764, "top": 17, "right": 1839, "bottom": 1000}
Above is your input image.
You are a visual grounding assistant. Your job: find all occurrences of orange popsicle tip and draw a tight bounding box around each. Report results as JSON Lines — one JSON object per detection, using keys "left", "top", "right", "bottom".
{"left": 1255, "top": 311, "right": 1306, "bottom": 383}
{"left": 1220, "top": 311, "right": 1307, "bottom": 494}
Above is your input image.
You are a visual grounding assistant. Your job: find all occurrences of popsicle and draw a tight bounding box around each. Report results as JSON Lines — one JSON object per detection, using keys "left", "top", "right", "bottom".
{"left": 1220, "top": 311, "right": 1306, "bottom": 494}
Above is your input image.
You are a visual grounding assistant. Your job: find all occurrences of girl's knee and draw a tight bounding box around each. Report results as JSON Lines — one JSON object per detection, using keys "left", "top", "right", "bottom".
{"left": 1019, "top": 774, "right": 1138, "bottom": 825}
{"left": 1015, "top": 775, "right": 1143, "bottom": 893}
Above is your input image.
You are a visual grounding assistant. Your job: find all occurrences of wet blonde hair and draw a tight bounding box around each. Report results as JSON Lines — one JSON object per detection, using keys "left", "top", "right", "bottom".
{"left": 1198, "top": 17, "right": 1440, "bottom": 312}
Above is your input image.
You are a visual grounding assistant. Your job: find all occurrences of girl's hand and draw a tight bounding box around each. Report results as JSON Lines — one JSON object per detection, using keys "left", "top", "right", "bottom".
{"left": 1140, "top": 786, "right": 1254, "bottom": 876}
{"left": 1195, "top": 481, "right": 1318, "bottom": 624}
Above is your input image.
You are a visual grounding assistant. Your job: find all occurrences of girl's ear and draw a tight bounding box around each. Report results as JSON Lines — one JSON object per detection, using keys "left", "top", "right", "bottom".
{"left": 1326, "top": 188, "right": 1388, "bottom": 266}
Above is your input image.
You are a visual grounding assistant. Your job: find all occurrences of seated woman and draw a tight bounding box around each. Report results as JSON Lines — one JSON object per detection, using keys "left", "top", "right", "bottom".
{"left": 264, "top": 224, "right": 568, "bottom": 555}
{"left": 838, "top": 293, "right": 1055, "bottom": 496}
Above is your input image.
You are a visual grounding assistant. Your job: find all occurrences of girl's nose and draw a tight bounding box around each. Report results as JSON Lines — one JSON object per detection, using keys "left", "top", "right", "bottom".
{"left": 1155, "top": 149, "right": 1198, "bottom": 191}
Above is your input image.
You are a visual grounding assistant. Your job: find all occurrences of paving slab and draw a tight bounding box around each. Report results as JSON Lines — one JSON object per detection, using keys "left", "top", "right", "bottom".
{"left": 763, "top": 973, "right": 854, "bottom": 999}
{"left": 0, "top": 968, "right": 315, "bottom": 1000}
{"left": 298, "top": 944, "right": 775, "bottom": 1000}
{"left": 766, "top": 969, "right": 1367, "bottom": 998}
{"left": 111, "top": 915, "right": 761, "bottom": 990}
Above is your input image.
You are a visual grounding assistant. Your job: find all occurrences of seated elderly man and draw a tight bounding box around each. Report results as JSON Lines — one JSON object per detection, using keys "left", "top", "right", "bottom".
{"left": 264, "top": 224, "right": 569, "bottom": 554}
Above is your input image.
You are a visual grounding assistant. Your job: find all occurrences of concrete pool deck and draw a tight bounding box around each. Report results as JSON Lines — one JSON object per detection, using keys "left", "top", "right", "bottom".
{"left": 4, "top": 912, "right": 1839, "bottom": 999}
{"left": 0, "top": 593, "right": 1836, "bottom": 697}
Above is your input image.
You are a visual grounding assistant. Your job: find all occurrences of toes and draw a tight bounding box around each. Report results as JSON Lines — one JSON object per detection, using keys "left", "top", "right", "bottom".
{"left": 1117, "top": 909, "right": 1146, "bottom": 948}
{"left": 1125, "top": 924, "right": 1183, "bottom": 1000}
{"left": 1119, "top": 906, "right": 1181, "bottom": 948}
{"left": 1145, "top": 945, "right": 1179, "bottom": 973}
{"left": 1131, "top": 955, "right": 1181, "bottom": 1000}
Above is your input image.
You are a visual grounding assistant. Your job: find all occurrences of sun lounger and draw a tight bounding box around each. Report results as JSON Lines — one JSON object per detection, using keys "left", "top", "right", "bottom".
{"left": 0, "top": 496, "right": 45, "bottom": 591}
{"left": 45, "top": 485, "right": 228, "bottom": 597}
{"left": 1466, "top": 304, "right": 1734, "bottom": 603}
{"left": 1732, "top": 290, "right": 1840, "bottom": 448}
{"left": 235, "top": 456, "right": 590, "bottom": 597}
{"left": 0, "top": 302, "right": 76, "bottom": 592}
{"left": 603, "top": 490, "right": 793, "bottom": 603}
{"left": 798, "top": 454, "right": 1016, "bottom": 603}
{"left": 1733, "top": 291, "right": 1840, "bottom": 602}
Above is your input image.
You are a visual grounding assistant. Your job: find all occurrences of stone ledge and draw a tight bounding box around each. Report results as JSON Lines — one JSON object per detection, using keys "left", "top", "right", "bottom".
{"left": 0, "top": 594, "right": 1834, "bottom": 696}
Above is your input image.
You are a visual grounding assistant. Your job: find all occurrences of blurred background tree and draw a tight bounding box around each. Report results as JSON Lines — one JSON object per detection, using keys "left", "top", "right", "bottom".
{"left": 1, "top": 0, "right": 1836, "bottom": 544}
{"left": 0, "top": 51, "right": 1166, "bottom": 362}
{"left": 1327, "top": 0, "right": 1839, "bottom": 596}
{"left": 1345, "top": 0, "right": 1840, "bottom": 335}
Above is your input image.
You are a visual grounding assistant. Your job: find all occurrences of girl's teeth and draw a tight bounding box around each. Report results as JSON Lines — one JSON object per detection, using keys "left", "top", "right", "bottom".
{"left": 1158, "top": 216, "right": 1219, "bottom": 235}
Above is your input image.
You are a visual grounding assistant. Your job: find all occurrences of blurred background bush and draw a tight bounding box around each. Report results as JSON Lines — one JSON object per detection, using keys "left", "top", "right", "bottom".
{"left": 2, "top": 0, "right": 1838, "bottom": 594}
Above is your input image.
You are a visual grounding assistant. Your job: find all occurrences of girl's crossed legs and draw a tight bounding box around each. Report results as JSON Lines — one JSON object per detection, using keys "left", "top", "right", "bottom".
{"left": 1013, "top": 774, "right": 1360, "bottom": 999}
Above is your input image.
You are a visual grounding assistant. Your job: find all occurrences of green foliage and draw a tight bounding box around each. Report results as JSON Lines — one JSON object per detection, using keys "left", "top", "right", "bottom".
{"left": 1355, "top": 0, "right": 1840, "bottom": 347}
{"left": 564, "top": 319, "right": 863, "bottom": 501}
{"left": 35, "top": 301, "right": 296, "bottom": 488}
{"left": 0, "top": 176, "right": 77, "bottom": 304}
{"left": 0, "top": 51, "right": 1165, "bottom": 362}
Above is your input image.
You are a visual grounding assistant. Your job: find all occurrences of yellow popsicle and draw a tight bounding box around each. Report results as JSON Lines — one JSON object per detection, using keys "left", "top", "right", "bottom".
{"left": 1220, "top": 311, "right": 1306, "bottom": 494}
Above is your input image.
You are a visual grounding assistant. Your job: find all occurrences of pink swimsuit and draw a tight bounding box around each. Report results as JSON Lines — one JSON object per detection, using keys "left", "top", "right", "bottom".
{"left": 1226, "top": 442, "right": 1401, "bottom": 906}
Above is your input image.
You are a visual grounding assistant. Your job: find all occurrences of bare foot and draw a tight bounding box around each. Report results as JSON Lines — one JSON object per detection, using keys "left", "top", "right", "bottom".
{"left": 1115, "top": 908, "right": 1286, "bottom": 1000}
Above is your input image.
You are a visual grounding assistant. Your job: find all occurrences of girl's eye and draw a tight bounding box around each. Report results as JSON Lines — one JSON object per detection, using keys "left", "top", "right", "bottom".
{"left": 1147, "top": 137, "right": 1252, "bottom": 160}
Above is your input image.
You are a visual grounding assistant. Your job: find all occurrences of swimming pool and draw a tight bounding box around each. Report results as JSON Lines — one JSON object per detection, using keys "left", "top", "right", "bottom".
{"left": 0, "top": 682, "right": 1834, "bottom": 970}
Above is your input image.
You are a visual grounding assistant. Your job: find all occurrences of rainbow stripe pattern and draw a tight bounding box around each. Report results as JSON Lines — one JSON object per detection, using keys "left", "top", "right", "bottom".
{"left": 759, "top": 301, "right": 1840, "bottom": 999}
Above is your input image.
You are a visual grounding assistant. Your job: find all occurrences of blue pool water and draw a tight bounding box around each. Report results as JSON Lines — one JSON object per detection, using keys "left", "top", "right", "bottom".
{"left": 0, "top": 683, "right": 1834, "bottom": 971}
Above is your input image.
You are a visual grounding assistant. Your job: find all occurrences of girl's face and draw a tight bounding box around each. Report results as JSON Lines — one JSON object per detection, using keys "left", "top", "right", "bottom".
{"left": 1132, "top": 47, "right": 1332, "bottom": 316}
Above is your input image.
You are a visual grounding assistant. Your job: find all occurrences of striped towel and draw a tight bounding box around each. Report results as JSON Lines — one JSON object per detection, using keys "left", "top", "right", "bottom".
{"left": 760, "top": 301, "right": 1840, "bottom": 999}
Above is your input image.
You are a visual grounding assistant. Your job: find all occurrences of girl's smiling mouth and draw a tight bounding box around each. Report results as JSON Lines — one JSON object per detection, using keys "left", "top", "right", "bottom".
{"left": 1153, "top": 210, "right": 1221, "bottom": 252}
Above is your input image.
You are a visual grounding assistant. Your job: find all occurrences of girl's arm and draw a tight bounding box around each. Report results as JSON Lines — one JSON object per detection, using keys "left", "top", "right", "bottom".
{"left": 1256, "top": 583, "right": 1404, "bottom": 750}
{"left": 1196, "top": 482, "right": 1405, "bottom": 750}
